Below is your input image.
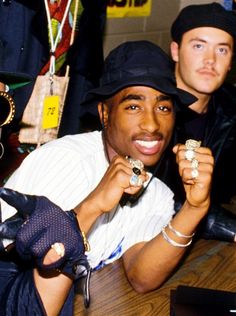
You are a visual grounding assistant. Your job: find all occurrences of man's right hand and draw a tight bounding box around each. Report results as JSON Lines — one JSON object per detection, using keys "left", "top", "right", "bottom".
{"left": 85, "top": 155, "right": 149, "bottom": 214}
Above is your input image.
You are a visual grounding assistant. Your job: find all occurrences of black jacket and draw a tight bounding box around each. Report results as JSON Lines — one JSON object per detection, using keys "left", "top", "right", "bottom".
{"left": 156, "top": 83, "right": 236, "bottom": 208}
{"left": 0, "top": 0, "right": 106, "bottom": 135}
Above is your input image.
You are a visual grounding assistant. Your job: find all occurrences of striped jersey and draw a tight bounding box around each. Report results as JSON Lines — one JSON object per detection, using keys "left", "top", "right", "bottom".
{"left": 1, "top": 131, "right": 175, "bottom": 269}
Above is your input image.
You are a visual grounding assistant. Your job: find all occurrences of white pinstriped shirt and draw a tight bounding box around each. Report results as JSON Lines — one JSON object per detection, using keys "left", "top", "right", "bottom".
{"left": 1, "top": 131, "right": 175, "bottom": 269}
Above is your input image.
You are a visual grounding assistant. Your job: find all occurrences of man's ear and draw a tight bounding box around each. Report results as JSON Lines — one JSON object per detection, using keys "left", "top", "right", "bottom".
{"left": 98, "top": 102, "right": 109, "bottom": 128}
{"left": 170, "top": 41, "right": 179, "bottom": 63}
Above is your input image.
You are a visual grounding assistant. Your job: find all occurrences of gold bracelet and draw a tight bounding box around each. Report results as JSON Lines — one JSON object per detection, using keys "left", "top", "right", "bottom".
{"left": 168, "top": 222, "right": 195, "bottom": 238}
{"left": 161, "top": 227, "right": 192, "bottom": 248}
{"left": 81, "top": 231, "right": 91, "bottom": 252}
{"left": 71, "top": 209, "right": 91, "bottom": 252}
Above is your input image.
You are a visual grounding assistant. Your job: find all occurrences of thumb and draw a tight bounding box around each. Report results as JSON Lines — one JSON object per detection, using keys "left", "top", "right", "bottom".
{"left": 0, "top": 213, "right": 24, "bottom": 239}
{"left": 172, "top": 144, "right": 181, "bottom": 154}
{"left": 0, "top": 187, "right": 37, "bottom": 217}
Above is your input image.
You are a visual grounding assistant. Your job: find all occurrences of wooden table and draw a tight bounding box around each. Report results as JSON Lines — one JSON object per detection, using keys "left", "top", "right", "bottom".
{"left": 74, "top": 238, "right": 236, "bottom": 315}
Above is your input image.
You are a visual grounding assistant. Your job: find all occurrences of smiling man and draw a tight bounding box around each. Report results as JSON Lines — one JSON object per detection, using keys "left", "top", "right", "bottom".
{"left": 156, "top": 2, "right": 236, "bottom": 242}
{"left": 100, "top": 87, "right": 175, "bottom": 167}
{"left": 0, "top": 41, "right": 214, "bottom": 315}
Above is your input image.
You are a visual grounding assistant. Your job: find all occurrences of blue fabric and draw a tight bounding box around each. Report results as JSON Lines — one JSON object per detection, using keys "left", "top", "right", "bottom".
{"left": 0, "top": 257, "right": 75, "bottom": 316}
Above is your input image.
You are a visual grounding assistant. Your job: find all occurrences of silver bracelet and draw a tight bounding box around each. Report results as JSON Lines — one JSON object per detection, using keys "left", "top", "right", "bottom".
{"left": 168, "top": 222, "right": 195, "bottom": 239}
{"left": 161, "top": 227, "right": 193, "bottom": 248}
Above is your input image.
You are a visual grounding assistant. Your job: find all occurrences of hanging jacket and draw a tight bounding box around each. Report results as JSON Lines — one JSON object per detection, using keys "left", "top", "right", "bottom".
{"left": 0, "top": 0, "right": 106, "bottom": 135}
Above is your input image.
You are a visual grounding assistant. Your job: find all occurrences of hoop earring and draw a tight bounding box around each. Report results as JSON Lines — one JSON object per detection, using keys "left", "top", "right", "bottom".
{"left": 0, "top": 142, "right": 4, "bottom": 159}
{"left": 0, "top": 91, "right": 16, "bottom": 127}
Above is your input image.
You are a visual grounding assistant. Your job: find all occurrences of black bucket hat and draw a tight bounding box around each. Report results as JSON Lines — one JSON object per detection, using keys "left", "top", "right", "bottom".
{"left": 171, "top": 2, "right": 236, "bottom": 43}
{"left": 81, "top": 40, "right": 197, "bottom": 115}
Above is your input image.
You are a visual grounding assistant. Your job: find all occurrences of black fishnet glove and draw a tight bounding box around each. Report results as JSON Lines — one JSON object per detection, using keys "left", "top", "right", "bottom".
{"left": 0, "top": 188, "right": 89, "bottom": 273}
{"left": 0, "top": 187, "right": 91, "bottom": 307}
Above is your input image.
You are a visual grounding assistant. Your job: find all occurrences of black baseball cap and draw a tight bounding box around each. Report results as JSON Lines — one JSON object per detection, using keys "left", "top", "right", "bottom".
{"left": 81, "top": 40, "right": 197, "bottom": 115}
{"left": 171, "top": 2, "right": 236, "bottom": 43}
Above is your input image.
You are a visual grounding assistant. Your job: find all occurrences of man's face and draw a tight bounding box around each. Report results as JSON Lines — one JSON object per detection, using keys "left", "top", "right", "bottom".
{"left": 99, "top": 86, "right": 175, "bottom": 167}
{"left": 171, "top": 27, "right": 233, "bottom": 97}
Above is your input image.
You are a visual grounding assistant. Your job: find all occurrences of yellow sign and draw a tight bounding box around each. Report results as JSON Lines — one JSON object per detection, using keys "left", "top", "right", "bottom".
{"left": 107, "top": 0, "right": 152, "bottom": 18}
{"left": 42, "top": 95, "right": 59, "bottom": 129}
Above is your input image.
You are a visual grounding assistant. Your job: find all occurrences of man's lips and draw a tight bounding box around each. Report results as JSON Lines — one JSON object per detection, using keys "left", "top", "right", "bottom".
{"left": 134, "top": 139, "right": 162, "bottom": 155}
{"left": 197, "top": 68, "right": 218, "bottom": 77}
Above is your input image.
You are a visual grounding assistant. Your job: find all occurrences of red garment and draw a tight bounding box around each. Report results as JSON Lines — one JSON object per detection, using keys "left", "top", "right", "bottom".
{"left": 40, "top": 0, "right": 79, "bottom": 75}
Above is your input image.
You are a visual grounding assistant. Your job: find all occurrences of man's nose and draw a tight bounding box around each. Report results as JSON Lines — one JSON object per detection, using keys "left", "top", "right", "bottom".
{"left": 204, "top": 48, "right": 216, "bottom": 66}
{"left": 139, "top": 111, "right": 160, "bottom": 133}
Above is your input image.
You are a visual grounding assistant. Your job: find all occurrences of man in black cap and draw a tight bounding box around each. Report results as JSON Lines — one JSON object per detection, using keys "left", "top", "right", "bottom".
{"left": 0, "top": 40, "right": 214, "bottom": 314}
{"left": 156, "top": 2, "right": 236, "bottom": 242}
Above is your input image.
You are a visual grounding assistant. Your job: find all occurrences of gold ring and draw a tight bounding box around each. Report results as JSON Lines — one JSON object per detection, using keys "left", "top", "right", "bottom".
{"left": 129, "top": 173, "right": 143, "bottom": 187}
{"left": 191, "top": 168, "right": 199, "bottom": 179}
{"left": 51, "top": 242, "right": 65, "bottom": 257}
{"left": 185, "top": 149, "right": 195, "bottom": 161}
{"left": 126, "top": 157, "right": 144, "bottom": 171}
{"left": 185, "top": 139, "right": 201, "bottom": 150}
{"left": 191, "top": 158, "right": 199, "bottom": 169}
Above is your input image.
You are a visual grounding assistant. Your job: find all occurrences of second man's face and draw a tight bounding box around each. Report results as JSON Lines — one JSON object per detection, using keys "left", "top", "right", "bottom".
{"left": 101, "top": 86, "right": 175, "bottom": 167}
{"left": 171, "top": 27, "right": 233, "bottom": 98}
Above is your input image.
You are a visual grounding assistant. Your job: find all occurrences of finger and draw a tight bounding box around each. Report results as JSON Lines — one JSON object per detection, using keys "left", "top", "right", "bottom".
{"left": 180, "top": 157, "right": 214, "bottom": 188}
{"left": 175, "top": 146, "right": 212, "bottom": 163}
{"left": 178, "top": 155, "right": 214, "bottom": 173}
{"left": 172, "top": 143, "right": 181, "bottom": 154}
{"left": 178, "top": 158, "right": 213, "bottom": 179}
{"left": 110, "top": 155, "right": 134, "bottom": 175}
{"left": 0, "top": 187, "right": 36, "bottom": 217}
{"left": 181, "top": 167, "right": 211, "bottom": 185}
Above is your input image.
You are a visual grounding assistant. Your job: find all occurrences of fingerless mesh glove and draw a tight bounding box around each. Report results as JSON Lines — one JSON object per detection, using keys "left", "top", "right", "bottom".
{"left": 0, "top": 188, "right": 90, "bottom": 280}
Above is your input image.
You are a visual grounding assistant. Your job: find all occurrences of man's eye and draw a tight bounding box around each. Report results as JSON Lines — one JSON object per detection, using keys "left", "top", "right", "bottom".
{"left": 217, "top": 47, "right": 228, "bottom": 55}
{"left": 193, "top": 44, "right": 203, "bottom": 50}
{"left": 157, "top": 105, "right": 171, "bottom": 112}
{"left": 126, "top": 104, "right": 139, "bottom": 110}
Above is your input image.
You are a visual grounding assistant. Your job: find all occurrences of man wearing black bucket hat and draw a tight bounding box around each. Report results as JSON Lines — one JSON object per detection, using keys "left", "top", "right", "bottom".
{"left": 0, "top": 41, "right": 214, "bottom": 314}
{"left": 156, "top": 2, "right": 236, "bottom": 243}
{"left": 0, "top": 41, "right": 213, "bottom": 315}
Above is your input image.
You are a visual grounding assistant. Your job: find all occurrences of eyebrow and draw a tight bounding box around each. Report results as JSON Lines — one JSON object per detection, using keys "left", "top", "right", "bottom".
{"left": 120, "top": 93, "right": 172, "bottom": 103}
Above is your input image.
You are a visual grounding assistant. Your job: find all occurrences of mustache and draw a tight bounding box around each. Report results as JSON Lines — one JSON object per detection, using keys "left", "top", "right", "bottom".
{"left": 132, "top": 132, "right": 164, "bottom": 141}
